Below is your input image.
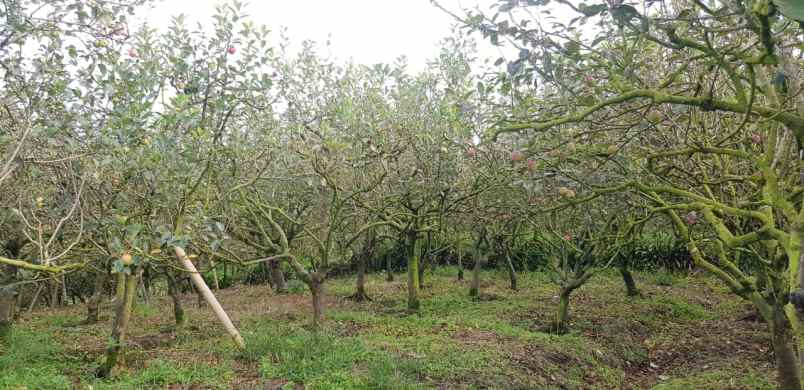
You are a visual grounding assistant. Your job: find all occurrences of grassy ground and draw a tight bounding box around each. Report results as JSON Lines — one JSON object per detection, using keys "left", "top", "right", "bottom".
{"left": 0, "top": 267, "right": 779, "bottom": 389}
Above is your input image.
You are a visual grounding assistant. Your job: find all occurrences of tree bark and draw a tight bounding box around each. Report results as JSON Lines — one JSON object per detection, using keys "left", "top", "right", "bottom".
{"left": 550, "top": 289, "right": 571, "bottom": 334}
{"left": 0, "top": 288, "right": 17, "bottom": 344}
{"left": 619, "top": 262, "right": 640, "bottom": 297}
{"left": 210, "top": 259, "right": 220, "bottom": 290}
{"left": 165, "top": 271, "right": 186, "bottom": 326}
{"left": 269, "top": 260, "right": 287, "bottom": 294}
{"left": 769, "top": 304, "right": 802, "bottom": 390}
{"left": 457, "top": 245, "right": 464, "bottom": 281}
{"left": 49, "top": 278, "right": 60, "bottom": 308}
{"left": 174, "top": 246, "right": 244, "bottom": 349}
{"left": 310, "top": 276, "right": 324, "bottom": 329}
{"left": 407, "top": 230, "right": 421, "bottom": 311}
{"left": 84, "top": 269, "right": 106, "bottom": 324}
{"left": 352, "top": 233, "right": 375, "bottom": 302}
{"left": 27, "top": 283, "right": 43, "bottom": 312}
{"left": 113, "top": 272, "right": 125, "bottom": 303}
{"left": 503, "top": 246, "right": 518, "bottom": 291}
{"left": 386, "top": 252, "right": 394, "bottom": 282}
{"left": 96, "top": 269, "right": 139, "bottom": 378}
{"left": 418, "top": 232, "right": 431, "bottom": 289}
{"left": 469, "top": 252, "right": 483, "bottom": 297}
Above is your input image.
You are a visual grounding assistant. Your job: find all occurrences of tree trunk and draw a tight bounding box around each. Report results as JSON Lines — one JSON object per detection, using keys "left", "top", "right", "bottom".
{"left": 114, "top": 272, "right": 125, "bottom": 303}
{"left": 96, "top": 270, "right": 139, "bottom": 378}
{"left": 139, "top": 274, "right": 150, "bottom": 303}
{"left": 49, "top": 278, "right": 60, "bottom": 308}
{"left": 310, "top": 275, "right": 325, "bottom": 329}
{"left": 407, "top": 230, "right": 421, "bottom": 311}
{"left": 457, "top": 246, "right": 464, "bottom": 281}
{"left": 469, "top": 253, "right": 484, "bottom": 297}
{"left": 269, "top": 260, "right": 287, "bottom": 294}
{"left": 549, "top": 288, "right": 572, "bottom": 334}
{"left": 166, "top": 272, "right": 186, "bottom": 326}
{"left": 619, "top": 262, "right": 640, "bottom": 297}
{"left": 84, "top": 270, "right": 106, "bottom": 324}
{"left": 352, "top": 254, "right": 371, "bottom": 302}
{"left": 419, "top": 233, "right": 431, "bottom": 289}
{"left": 0, "top": 288, "right": 17, "bottom": 344}
{"left": 174, "top": 246, "right": 244, "bottom": 349}
{"left": 210, "top": 260, "right": 220, "bottom": 291}
{"left": 386, "top": 252, "right": 394, "bottom": 282}
{"left": 769, "top": 305, "right": 802, "bottom": 390}
{"left": 27, "top": 283, "right": 43, "bottom": 312}
{"left": 353, "top": 233, "right": 376, "bottom": 302}
{"left": 504, "top": 248, "right": 518, "bottom": 291}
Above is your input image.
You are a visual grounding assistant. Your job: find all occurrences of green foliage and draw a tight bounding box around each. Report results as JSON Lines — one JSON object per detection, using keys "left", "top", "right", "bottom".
{"left": 245, "top": 320, "right": 418, "bottom": 389}
{"left": 0, "top": 328, "right": 72, "bottom": 389}
{"left": 651, "top": 369, "right": 774, "bottom": 390}
{"left": 651, "top": 270, "right": 678, "bottom": 286}
{"left": 93, "top": 359, "right": 233, "bottom": 389}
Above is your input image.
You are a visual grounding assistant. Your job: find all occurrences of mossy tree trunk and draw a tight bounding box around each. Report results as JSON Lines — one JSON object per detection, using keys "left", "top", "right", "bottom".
{"left": 418, "top": 232, "right": 432, "bottom": 289}
{"left": 500, "top": 239, "right": 517, "bottom": 291}
{"left": 352, "top": 232, "right": 375, "bottom": 302}
{"left": 385, "top": 251, "right": 394, "bottom": 282}
{"left": 469, "top": 253, "right": 484, "bottom": 297}
{"left": 165, "top": 271, "right": 186, "bottom": 326}
{"left": 97, "top": 269, "right": 140, "bottom": 378}
{"left": 469, "top": 229, "right": 488, "bottom": 298}
{"left": 550, "top": 288, "right": 572, "bottom": 334}
{"left": 85, "top": 267, "right": 107, "bottom": 324}
{"left": 310, "top": 273, "right": 325, "bottom": 329}
{"left": 619, "top": 262, "right": 640, "bottom": 297}
{"left": 407, "top": 229, "right": 421, "bottom": 311}
{"left": 768, "top": 302, "right": 802, "bottom": 390}
{"left": 457, "top": 245, "right": 464, "bottom": 281}
{"left": 269, "top": 260, "right": 287, "bottom": 294}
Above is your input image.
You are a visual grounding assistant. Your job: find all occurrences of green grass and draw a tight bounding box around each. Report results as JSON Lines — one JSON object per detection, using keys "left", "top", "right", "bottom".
{"left": 92, "top": 359, "right": 233, "bottom": 389}
{"left": 1, "top": 267, "right": 778, "bottom": 389}
{"left": 246, "top": 319, "right": 421, "bottom": 389}
{"left": 651, "top": 369, "right": 775, "bottom": 390}
{"left": 0, "top": 328, "right": 73, "bottom": 389}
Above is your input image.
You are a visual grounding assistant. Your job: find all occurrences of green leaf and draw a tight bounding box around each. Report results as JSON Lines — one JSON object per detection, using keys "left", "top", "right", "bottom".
{"left": 577, "top": 3, "right": 607, "bottom": 17}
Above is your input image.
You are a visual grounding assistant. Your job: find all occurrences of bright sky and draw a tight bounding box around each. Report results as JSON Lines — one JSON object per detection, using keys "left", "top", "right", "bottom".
{"left": 139, "top": 0, "right": 500, "bottom": 72}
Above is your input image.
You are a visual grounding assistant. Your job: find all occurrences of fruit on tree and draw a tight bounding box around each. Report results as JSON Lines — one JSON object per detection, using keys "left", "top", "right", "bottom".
{"left": 227, "top": 46, "right": 237, "bottom": 55}
{"left": 558, "top": 187, "right": 576, "bottom": 198}
{"left": 511, "top": 150, "right": 524, "bottom": 162}
{"left": 527, "top": 159, "right": 537, "bottom": 172}
{"left": 685, "top": 211, "right": 698, "bottom": 225}
{"left": 121, "top": 253, "right": 134, "bottom": 266}
{"left": 751, "top": 133, "right": 762, "bottom": 144}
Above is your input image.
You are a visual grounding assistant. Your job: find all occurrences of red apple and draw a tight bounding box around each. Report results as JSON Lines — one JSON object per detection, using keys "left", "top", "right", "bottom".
{"left": 227, "top": 46, "right": 236, "bottom": 55}
{"left": 685, "top": 211, "right": 698, "bottom": 225}
{"left": 511, "top": 150, "right": 524, "bottom": 162}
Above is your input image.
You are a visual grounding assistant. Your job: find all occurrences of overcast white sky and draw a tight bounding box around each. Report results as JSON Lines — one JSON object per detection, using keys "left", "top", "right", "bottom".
{"left": 138, "top": 0, "right": 501, "bottom": 72}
